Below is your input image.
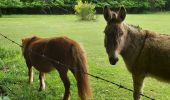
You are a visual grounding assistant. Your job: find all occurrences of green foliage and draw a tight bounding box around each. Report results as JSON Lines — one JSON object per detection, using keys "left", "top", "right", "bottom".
{"left": 0, "top": 0, "right": 65, "bottom": 8}
{"left": 74, "top": 0, "right": 96, "bottom": 20}
{"left": 95, "top": 0, "right": 167, "bottom": 8}
{"left": 0, "top": 0, "right": 23, "bottom": 8}
{"left": 0, "top": 0, "right": 168, "bottom": 10}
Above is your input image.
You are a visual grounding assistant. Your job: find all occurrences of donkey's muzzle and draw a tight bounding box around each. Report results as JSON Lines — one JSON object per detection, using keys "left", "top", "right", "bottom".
{"left": 109, "top": 57, "right": 119, "bottom": 65}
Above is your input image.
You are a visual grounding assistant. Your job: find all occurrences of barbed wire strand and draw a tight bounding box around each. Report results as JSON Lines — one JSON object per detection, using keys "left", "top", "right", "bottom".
{"left": 0, "top": 33, "right": 154, "bottom": 100}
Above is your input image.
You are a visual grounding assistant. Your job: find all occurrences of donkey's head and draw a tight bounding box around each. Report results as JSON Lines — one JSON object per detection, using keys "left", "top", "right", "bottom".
{"left": 103, "top": 6, "right": 127, "bottom": 65}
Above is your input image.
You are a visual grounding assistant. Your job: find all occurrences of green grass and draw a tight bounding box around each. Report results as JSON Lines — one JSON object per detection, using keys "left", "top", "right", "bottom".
{"left": 0, "top": 13, "right": 170, "bottom": 100}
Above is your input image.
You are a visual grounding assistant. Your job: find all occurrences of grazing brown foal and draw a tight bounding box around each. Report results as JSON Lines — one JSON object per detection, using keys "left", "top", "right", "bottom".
{"left": 104, "top": 6, "right": 170, "bottom": 100}
{"left": 22, "top": 36, "right": 91, "bottom": 100}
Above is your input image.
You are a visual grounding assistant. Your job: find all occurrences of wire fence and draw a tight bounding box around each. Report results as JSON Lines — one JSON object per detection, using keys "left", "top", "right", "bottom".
{"left": 0, "top": 33, "right": 155, "bottom": 100}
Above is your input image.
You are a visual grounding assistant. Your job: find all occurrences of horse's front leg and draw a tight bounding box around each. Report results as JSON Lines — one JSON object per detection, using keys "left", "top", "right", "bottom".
{"left": 39, "top": 72, "right": 45, "bottom": 91}
{"left": 132, "top": 74, "right": 145, "bottom": 100}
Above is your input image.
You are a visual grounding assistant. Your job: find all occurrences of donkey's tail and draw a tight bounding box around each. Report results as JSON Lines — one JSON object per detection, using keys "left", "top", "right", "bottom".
{"left": 71, "top": 44, "right": 92, "bottom": 100}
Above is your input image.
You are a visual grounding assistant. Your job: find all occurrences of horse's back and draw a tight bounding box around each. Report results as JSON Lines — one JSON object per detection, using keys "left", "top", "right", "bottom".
{"left": 45, "top": 37, "right": 78, "bottom": 63}
{"left": 28, "top": 36, "right": 78, "bottom": 72}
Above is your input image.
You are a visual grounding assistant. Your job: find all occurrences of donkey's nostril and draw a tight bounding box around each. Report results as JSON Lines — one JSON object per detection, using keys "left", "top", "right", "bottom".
{"left": 109, "top": 57, "right": 119, "bottom": 65}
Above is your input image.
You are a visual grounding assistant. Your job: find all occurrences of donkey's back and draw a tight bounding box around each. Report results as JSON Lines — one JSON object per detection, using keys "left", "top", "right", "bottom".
{"left": 142, "top": 32, "right": 170, "bottom": 81}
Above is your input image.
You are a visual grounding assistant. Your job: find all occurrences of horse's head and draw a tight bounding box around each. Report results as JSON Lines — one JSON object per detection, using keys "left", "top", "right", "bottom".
{"left": 103, "top": 6, "right": 127, "bottom": 65}
{"left": 21, "top": 36, "right": 38, "bottom": 53}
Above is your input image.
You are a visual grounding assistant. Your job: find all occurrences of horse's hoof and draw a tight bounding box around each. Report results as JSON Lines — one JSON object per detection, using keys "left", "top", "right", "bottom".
{"left": 28, "top": 79, "right": 33, "bottom": 84}
{"left": 29, "top": 82, "right": 33, "bottom": 85}
{"left": 38, "top": 88, "right": 45, "bottom": 92}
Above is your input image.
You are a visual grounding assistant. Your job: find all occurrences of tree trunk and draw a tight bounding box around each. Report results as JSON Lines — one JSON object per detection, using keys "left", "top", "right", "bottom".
{"left": 0, "top": 9, "right": 2, "bottom": 17}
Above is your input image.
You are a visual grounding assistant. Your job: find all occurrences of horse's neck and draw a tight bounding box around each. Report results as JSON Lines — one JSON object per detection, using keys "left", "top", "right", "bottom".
{"left": 120, "top": 23, "right": 146, "bottom": 68}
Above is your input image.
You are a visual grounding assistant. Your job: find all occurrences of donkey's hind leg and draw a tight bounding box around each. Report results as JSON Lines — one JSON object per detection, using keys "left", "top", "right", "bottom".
{"left": 39, "top": 71, "right": 45, "bottom": 91}
{"left": 58, "top": 68, "right": 70, "bottom": 100}
{"left": 132, "top": 74, "right": 145, "bottom": 100}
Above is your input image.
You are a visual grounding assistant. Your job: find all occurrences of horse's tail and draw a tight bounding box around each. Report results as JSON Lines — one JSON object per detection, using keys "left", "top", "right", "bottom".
{"left": 71, "top": 44, "right": 92, "bottom": 100}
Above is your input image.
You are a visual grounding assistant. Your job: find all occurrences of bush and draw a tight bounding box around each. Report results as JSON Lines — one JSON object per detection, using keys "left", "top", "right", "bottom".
{"left": 0, "top": 0, "right": 23, "bottom": 8}
{"left": 74, "top": 0, "right": 96, "bottom": 21}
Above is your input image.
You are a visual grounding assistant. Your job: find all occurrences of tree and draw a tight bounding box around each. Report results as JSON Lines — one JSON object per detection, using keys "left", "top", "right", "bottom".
{"left": 0, "top": 9, "right": 2, "bottom": 17}
{"left": 165, "top": 0, "right": 170, "bottom": 10}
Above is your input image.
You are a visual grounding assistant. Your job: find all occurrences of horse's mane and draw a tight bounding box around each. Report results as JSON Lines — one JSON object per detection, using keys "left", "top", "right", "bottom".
{"left": 23, "top": 36, "right": 39, "bottom": 50}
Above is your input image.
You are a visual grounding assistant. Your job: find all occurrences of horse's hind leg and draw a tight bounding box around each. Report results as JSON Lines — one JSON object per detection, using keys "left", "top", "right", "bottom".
{"left": 25, "top": 59, "right": 33, "bottom": 84}
{"left": 39, "top": 71, "right": 45, "bottom": 91}
{"left": 132, "top": 74, "right": 145, "bottom": 100}
{"left": 28, "top": 66, "right": 33, "bottom": 84}
{"left": 58, "top": 69, "right": 70, "bottom": 100}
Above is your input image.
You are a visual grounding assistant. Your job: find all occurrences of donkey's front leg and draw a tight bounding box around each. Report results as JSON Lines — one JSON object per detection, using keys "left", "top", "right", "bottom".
{"left": 39, "top": 72, "right": 45, "bottom": 91}
{"left": 132, "top": 74, "right": 145, "bottom": 100}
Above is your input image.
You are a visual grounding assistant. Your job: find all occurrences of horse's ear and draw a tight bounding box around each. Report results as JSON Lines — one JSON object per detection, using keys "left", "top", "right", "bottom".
{"left": 22, "top": 38, "right": 26, "bottom": 44}
{"left": 32, "top": 36, "right": 38, "bottom": 39}
{"left": 103, "top": 6, "right": 112, "bottom": 22}
{"left": 118, "top": 6, "right": 126, "bottom": 22}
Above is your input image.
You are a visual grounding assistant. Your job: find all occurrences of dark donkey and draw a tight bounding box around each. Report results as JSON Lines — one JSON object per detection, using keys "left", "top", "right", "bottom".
{"left": 103, "top": 6, "right": 170, "bottom": 100}
{"left": 22, "top": 36, "right": 91, "bottom": 100}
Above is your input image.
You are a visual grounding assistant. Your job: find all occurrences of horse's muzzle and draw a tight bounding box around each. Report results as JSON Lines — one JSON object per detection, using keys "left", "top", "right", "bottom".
{"left": 109, "top": 57, "right": 119, "bottom": 65}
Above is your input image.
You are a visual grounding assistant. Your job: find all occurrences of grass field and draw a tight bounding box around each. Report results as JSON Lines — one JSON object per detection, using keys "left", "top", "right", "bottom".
{"left": 0, "top": 13, "right": 170, "bottom": 100}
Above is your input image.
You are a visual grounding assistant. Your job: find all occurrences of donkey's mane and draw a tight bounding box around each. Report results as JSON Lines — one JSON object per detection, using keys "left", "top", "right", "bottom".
{"left": 127, "top": 24, "right": 170, "bottom": 38}
{"left": 128, "top": 24, "right": 142, "bottom": 30}
{"left": 127, "top": 24, "right": 170, "bottom": 36}
{"left": 160, "top": 33, "right": 170, "bottom": 36}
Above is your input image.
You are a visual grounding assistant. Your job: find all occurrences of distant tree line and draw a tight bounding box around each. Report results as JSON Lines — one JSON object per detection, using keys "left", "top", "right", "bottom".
{"left": 0, "top": 0, "right": 170, "bottom": 15}
{"left": 0, "top": 0, "right": 170, "bottom": 9}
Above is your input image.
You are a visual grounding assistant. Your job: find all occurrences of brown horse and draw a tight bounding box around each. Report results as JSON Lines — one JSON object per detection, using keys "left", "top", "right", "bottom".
{"left": 103, "top": 6, "right": 170, "bottom": 100}
{"left": 22, "top": 36, "right": 91, "bottom": 100}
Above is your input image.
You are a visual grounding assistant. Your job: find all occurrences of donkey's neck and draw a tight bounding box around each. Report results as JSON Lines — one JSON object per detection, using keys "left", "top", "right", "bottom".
{"left": 120, "top": 23, "right": 146, "bottom": 71}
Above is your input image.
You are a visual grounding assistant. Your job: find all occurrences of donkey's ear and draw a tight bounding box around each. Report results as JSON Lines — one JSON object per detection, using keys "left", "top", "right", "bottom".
{"left": 103, "top": 6, "right": 112, "bottom": 22}
{"left": 118, "top": 6, "right": 126, "bottom": 22}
